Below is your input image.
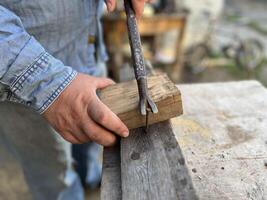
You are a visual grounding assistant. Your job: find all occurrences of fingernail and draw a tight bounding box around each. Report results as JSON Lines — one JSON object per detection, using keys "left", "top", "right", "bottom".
{"left": 122, "top": 131, "right": 129, "bottom": 137}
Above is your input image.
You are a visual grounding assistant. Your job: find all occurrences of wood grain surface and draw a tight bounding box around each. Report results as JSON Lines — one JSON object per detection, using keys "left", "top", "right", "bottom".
{"left": 99, "top": 74, "right": 183, "bottom": 129}
{"left": 102, "top": 81, "right": 267, "bottom": 200}
{"left": 121, "top": 121, "right": 197, "bottom": 200}
{"left": 101, "top": 143, "right": 121, "bottom": 200}
{"left": 172, "top": 81, "right": 267, "bottom": 199}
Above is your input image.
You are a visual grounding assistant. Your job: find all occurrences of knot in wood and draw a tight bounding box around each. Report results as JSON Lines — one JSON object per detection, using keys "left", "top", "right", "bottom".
{"left": 130, "top": 151, "right": 140, "bottom": 160}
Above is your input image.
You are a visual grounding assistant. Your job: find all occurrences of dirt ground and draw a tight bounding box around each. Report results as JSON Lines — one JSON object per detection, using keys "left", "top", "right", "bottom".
{"left": 0, "top": 0, "right": 267, "bottom": 199}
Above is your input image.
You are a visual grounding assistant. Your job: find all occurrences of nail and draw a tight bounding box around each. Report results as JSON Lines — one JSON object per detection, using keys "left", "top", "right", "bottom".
{"left": 122, "top": 131, "right": 129, "bottom": 137}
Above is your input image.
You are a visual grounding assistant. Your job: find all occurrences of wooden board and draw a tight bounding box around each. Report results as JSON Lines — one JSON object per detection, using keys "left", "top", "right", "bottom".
{"left": 101, "top": 143, "right": 121, "bottom": 200}
{"left": 101, "top": 80, "right": 267, "bottom": 200}
{"left": 172, "top": 81, "right": 267, "bottom": 199}
{"left": 99, "top": 74, "right": 183, "bottom": 129}
{"left": 121, "top": 121, "right": 197, "bottom": 200}
{"left": 101, "top": 121, "right": 197, "bottom": 200}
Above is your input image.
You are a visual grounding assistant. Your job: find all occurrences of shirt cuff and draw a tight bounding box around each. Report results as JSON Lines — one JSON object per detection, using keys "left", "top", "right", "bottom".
{"left": 4, "top": 37, "right": 77, "bottom": 113}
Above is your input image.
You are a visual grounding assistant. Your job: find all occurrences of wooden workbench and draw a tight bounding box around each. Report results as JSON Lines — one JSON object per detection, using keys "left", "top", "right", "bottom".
{"left": 101, "top": 81, "right": 267, "bottom": 199}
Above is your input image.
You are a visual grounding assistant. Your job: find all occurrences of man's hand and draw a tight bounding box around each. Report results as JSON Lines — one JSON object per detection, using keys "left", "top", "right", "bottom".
{"left": 105, "top": 0, "right": 151, "bottom": 18}
{"left": 42, "top": 73, "right": 129, "bottom": 146}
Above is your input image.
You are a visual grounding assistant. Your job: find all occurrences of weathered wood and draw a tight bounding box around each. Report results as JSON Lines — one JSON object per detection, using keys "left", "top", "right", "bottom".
{"left": 101, "top": 143, "right": 121, "bottom": 200}
{"left": 102, "top": 81, "right": 267, "bottom": 199}
{"left": 120, "top": 121, "right": 197, "bottom": 200}
{"left": 100, "top": 74, "right": 183, "bottom": 130}
{"left": 172, "top": 81, "right": 267, "bottom": 199}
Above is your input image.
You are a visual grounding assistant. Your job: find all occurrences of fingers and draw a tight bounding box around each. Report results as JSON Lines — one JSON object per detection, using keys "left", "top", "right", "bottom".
{"left": 61, "top": 128, "right": 91, "bottom": 144}
{"left": 105, "top": 0, "right": 148, "bottom": 18}
{"left": 105, "top": 0, "right": 116, "bottom": 12}
{"left": 72, "top": 130, "right": 91, "bottom": 143}
{"left": 56, "top": 111, "right": 91, "bottom": 143}
{"left": 83, "top": 118, "right": 117, "bottom": 146}
{"left": 61, "top": 131, "right": 82, "bottom": 144}
{"left": 131, "top": 0, "right": 146, "bottom": 18}
{"left": 95, "top": 77, "right": 115, "bottom": 89}
{"left": 88, "top": 94, "right": 129, "bottom": 138}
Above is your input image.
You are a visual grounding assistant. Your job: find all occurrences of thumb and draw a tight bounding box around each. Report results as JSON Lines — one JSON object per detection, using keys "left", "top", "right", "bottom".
{"left": 95, "top": 77, "right": 115, "bottom": 89}
{"left": 105, "top": 0, "right": 116, "bottom": 12}
{"left": 132, "top": 0, "right": 145, "bottom": 18}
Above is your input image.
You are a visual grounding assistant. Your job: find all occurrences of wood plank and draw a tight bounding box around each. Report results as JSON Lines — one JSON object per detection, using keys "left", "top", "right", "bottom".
{"left": 120, "top": 120, "right": 198, "bottom": 200}
{"left": 172, "top": 81, "right": 267, "bottom": 199}
{"left": 99, "top": 74, "right": 183, "bottom": 130}
{"left": 99, "top": 74, "right": 183, "bottom": 129}
{"left": 101, "top": 80, "right": 267, "bottom": 200}
{"left": 101, "top": 143, "right": 121, "bottom": 200}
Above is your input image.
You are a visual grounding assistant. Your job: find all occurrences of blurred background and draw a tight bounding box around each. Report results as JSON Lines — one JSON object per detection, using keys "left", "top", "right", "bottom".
{"left": 1, "top": 0, "right": 266, "bottom": 199}
{"left": 104, "top": 0, "right": 267, "bottom": 85}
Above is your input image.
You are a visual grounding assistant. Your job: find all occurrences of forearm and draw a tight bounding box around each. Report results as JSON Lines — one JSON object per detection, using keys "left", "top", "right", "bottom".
{"left": 0, "top": 6, "right": 77, "bottom": 113}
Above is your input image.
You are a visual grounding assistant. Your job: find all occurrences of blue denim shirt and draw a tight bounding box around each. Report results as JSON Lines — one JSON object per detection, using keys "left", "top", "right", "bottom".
{"left": 0, "top": 0, "right": 108, "bottom": 113}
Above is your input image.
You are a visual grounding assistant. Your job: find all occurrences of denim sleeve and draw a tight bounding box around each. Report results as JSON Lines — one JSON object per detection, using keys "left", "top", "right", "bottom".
{"left": 0, "top": 6, "right": 77, "bottom": 113}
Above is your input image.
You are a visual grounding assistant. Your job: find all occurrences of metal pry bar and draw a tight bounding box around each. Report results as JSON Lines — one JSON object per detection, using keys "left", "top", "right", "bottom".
{"left": 124, "top": 0, "right": 158, "bottom": 115}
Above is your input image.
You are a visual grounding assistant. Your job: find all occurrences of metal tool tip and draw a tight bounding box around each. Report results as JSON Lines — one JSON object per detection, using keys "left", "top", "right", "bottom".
{"left": 147, "top": 97, "right": 158, "bottom": 114}
{"left": 140, "top": 98, "right": 147, "bottom": 115}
